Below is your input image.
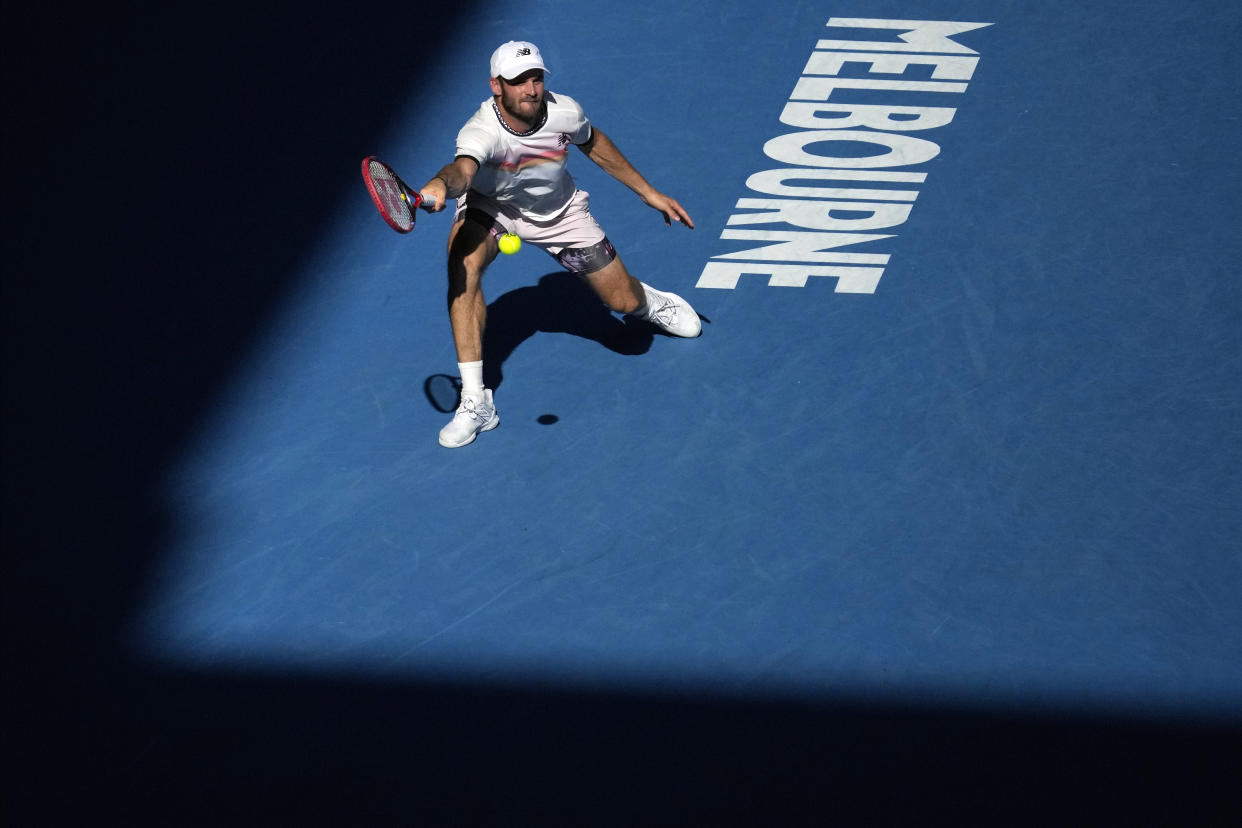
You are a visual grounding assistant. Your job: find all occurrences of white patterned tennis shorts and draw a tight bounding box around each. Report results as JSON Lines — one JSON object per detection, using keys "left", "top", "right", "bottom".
{"left": 456, "top": 189, "right": 617, "bottom": 274}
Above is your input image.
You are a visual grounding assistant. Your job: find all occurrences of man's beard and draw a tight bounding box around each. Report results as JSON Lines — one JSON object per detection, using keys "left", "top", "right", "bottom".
{"left": 503, "top": 93, "right": 542, "bottom": 123}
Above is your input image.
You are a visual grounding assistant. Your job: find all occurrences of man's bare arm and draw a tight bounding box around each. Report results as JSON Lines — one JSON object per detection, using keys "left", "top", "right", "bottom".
{"left": 578, "top": 128, "right": 694, "bottom": 228}
{"left": 420, "top": 156, "right": 479, "bottom": 212}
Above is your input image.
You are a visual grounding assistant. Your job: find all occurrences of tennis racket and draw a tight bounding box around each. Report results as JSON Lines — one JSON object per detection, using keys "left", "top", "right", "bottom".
{"left": 361, "top": 156, "right": 431, "bottom": 233}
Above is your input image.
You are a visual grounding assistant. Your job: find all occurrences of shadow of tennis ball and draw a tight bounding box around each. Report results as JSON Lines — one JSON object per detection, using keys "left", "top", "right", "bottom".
{"left": 537, "top": 414, "right": 559, "bottom": 425}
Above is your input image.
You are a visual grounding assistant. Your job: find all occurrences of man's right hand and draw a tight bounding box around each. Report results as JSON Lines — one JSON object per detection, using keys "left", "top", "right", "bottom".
{"left": 420, "top": 177, "right": 448, "bottom": 212}
{"left": 421, "top": 158, "right": 479, "bottom": 213}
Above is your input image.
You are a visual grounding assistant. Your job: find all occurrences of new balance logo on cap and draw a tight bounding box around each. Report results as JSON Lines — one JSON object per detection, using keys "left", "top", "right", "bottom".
{"left": 489, "top": 40, "right": 550, "bottom": 80}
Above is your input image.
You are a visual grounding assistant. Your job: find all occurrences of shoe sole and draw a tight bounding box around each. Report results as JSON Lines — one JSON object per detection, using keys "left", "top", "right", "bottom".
{"left": 438, "top": 416, "right": 500, "bottom": 448}
{"left": 631, "top": 309, "right": 702, "bottom": 337}
{"left": 654, "top": 319, "right": 702, "bottom": 338}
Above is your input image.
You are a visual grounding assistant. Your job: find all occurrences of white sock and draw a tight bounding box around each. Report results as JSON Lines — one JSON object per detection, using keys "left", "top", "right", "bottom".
{"left": 459, "top": 361, "right": 484, "bottom": 396}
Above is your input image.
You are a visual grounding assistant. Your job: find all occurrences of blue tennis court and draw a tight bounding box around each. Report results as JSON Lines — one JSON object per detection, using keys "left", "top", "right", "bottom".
{"left": 5, "top": 0, "right": 1239, "bottom": 823}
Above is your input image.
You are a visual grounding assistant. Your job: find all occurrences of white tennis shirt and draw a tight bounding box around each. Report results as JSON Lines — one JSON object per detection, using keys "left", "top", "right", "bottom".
{"left": 454, "top": 92, "right": 594, "bottom": 222}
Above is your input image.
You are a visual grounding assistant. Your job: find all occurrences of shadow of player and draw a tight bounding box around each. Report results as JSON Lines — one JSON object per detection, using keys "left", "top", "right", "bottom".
{"left": 423, "top": 271, "right": 654, "bottom": 411}
{"left": 482, "top": 271, "right": 655, "bottom": 391}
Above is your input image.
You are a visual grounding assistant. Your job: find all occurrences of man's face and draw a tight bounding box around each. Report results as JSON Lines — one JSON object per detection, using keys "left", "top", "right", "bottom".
{"left": 492, "top": 69, "right": 545, "bottom": 124}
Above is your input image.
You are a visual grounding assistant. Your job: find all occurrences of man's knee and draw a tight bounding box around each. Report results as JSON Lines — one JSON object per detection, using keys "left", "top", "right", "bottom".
{"left": 582, "top": 257, "right": 643, "bottom": 314}
{"left": 447, "top": 220, "right": 495, "bottom": 291}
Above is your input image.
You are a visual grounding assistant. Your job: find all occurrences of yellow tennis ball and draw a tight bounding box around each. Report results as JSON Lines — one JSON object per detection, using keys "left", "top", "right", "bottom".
{"left": 498, "top": 233, "right": 521, "bottom": 255}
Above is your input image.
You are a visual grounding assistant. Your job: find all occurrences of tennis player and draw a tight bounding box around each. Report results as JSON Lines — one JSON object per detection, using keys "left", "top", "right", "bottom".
{"left": 418, "top": 41, "right": 701, "bottom": 448}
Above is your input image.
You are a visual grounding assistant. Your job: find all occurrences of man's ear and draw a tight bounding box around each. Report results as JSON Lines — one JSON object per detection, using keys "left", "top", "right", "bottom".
{"left": 489, "top": 77, "right": 502, "bottom": 97}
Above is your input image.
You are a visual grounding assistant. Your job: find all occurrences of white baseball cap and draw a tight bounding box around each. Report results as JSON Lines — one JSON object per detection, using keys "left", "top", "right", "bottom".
{"left": 489, "top": 41, "right": 550, "bottom": 80}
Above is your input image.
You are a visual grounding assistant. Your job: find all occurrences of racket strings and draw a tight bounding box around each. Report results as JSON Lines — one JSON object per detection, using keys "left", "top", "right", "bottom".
{"left": 368, "top": 160, "right": 414, "bottom": 230}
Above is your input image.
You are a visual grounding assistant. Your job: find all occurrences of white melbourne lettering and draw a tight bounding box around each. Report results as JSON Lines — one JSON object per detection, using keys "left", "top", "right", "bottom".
{"left": 698, "top": 17, "right": 992, "bottom": 293}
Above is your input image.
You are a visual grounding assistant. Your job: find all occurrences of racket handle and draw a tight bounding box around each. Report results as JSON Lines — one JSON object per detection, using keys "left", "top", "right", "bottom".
{"left": 398, "top": 182, "right": 425, "bottom": 209}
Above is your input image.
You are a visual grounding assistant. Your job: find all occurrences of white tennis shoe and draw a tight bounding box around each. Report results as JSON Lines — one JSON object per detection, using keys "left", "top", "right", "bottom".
{"left": 637, "top": 283, "right": 701, "bottom": 338}
{"left": 438, "top": 389, "right": 499, "bottom": 448}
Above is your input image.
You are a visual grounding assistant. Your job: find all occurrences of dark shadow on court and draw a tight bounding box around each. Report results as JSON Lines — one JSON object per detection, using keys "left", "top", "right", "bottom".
{"left": 422, "top": 272, "right": 652, "bottom": 407}
{"left": 481, "top": 271, "right": 653, "bottom": 391}
{"left": 11, "top": 666, "right": 1242, "bottom": 825}
{"left": 3, "top": 4, "right": 1239, "bottom": 826}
